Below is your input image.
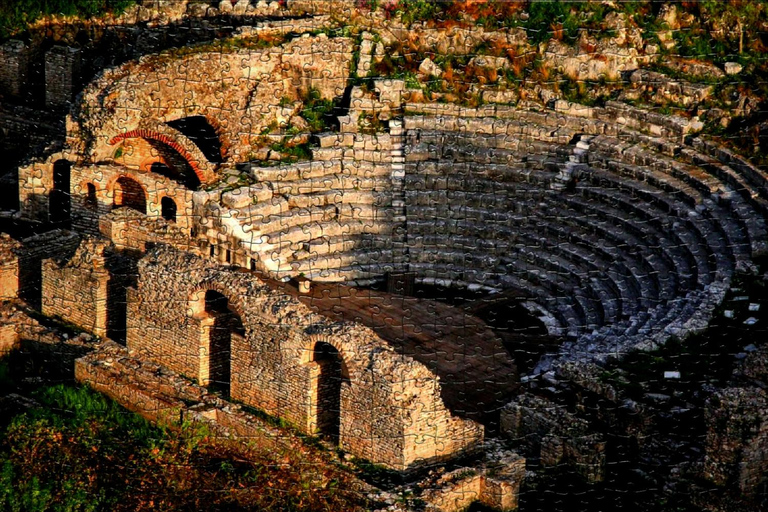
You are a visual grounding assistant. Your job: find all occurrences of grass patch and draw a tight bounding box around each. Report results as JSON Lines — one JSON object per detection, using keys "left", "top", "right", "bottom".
{"left": 0, "top": 0, "right": 136, "bottom": 39}
{"left": 0, "top": 381, "right": 370, "bottom": 511}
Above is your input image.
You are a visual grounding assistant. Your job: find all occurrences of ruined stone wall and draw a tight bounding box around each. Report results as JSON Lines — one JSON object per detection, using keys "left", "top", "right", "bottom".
{"left": 703, "top": 387, "right": 768, "bottom": 499}
{"left": 17, "top": 230, "right": 81, "bottom": 309}
{"left": 500, "top": 394, "right": 606, "bottom": 483}
{"left": 74, "top": 32, "right": 353, "bottom": 165}
{"left": 67, "top": 164, "right": 196, "bottom": 235}
{"left": 125, "top": 244, "right": 482, "bottom": 470}
{"left": 45, "top": 46, "right": 82, "bottom": 109}
{"left": 42, "top": 238, "right": 110, "bottom": 337}
{"left": 0, "top": 40, "right": 30, "bottom": 99}
{"left": 99, "top": 207, "right": 201, "bottom": 256}
{"left": 0, "top": 234, "right": 21, "bottom": 301}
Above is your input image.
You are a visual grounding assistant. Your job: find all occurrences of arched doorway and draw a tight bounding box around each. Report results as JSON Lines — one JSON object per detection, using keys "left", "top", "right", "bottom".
{"left": 203, "top": 290, "right": 244, "bottom": 396}
{"left": 313, "top": 342, "right": 348, "bottom": 443}
{"left": 113, "top": 176, "right": 146, "bottom": 214}
{"left": 161, "top": 196, "right": 177, "bottom": 222}
{"left": 49, "top": 160, "right": 71, "bottom": 225}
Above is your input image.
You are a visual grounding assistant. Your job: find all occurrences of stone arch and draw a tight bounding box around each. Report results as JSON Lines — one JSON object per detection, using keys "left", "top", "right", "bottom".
{"left": 109, "top": 128, "right": 216, "bottom": 186}
{"left": 300, "top": 335, "right": 354, "bottom": 377}
{"left": 112, "top": 176, "right": 147, "bottom": 214}
{"left": 188, "top": 281, "right": 248, "bottom": 324}
{"left": 166, "top": 116, "right": 223, "bottom": 163}
{"left": 189, "top": 287, "right": 245, "bottom": 396}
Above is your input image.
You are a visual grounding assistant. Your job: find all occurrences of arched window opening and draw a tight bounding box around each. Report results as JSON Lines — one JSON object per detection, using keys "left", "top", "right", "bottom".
{"left": 225, "top": 249, "right": 231, "bottom": 263}
{"left": 250, "top": 258, "right": 256, "bottom": 271}
{"left": 203, "top": 290, "right": 244, "bottom": 396}
{"left": 166, "top": 116, "right": 223, "bottom": 163}
{"left": 85, "top": 183, "right": 97, "bottom": 210}
{"left": 313, "top": 342, "right": 348, "bottom": 444}
{"left": 50, "top": 159, "right": 72, "bottom": 225}
{"left": 113, "top": 176, "right": 146, "bottom": 214}
{"left": 209, "top": 244, "right": 216, "bottom": 258}
{"left": 161, "top": 196, "right": 177, "bottom": 222}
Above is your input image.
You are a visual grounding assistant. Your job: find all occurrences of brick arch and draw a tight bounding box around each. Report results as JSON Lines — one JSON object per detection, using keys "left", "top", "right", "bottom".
{"left": 300, "top": 334, "right": 353, "bottom": 381}
{"left": 109, "top": 129, "right": 215, "bottom": 185}
{"left": 187, "top": 281, "right": 248, "bottom": 329}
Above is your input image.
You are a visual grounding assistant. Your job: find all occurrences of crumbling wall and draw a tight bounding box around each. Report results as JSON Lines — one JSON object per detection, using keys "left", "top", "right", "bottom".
{"left": 45, "top": 46, "right": 82, "bottom": 109}
{"left": 17, "top": 230, "right": 81, "bottom": 309}
{"left": 703, "top": 388, "right": 768, "bottom": 500}
{"left": 0, "top": 40, "right": 29, "bottom": 99}
{"left": 125, "top": 244, "right": 482, "bottom": 470}
{"left": 99, "top": 207, "right": 201, "bottom": 255}
{"left": 501, "top": 394, "right": 606, "bottom": 483}
{"left": 41, "top": 238, "right": 111, "bottom": 337}
{"left": 74, "top": 31, "right": 353, "bottom": 164}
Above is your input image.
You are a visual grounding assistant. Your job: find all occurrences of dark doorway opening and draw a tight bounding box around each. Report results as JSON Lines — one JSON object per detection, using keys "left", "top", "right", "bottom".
{"left": 113, "top": 176, "right": 146, "bottom": 214}
{"left": 204, "top": 290, "right": 244, "bottom": 397}
{"left": 313, "top": 342, "right": 347, "bottom": 443}
{"left": 85, "top": 183, "right": 97, "bottom": 209}
{"left": 49, "top": 160, "right": 71, "bottom": 226}
{"left": 161, "top": 196, "right": 177, "bottom": 222}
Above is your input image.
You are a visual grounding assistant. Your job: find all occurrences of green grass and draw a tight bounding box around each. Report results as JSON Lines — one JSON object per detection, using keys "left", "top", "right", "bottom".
{"left": 0, "top": 0, "right": 136, "bottom": 39}
{"left": 0, "top": 381, "right": 370, "bottom": 511}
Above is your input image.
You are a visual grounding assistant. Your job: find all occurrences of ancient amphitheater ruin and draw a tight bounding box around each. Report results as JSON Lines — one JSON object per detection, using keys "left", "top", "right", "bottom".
{"left": 1, "top": 1, "right": 768, "bottom": 511}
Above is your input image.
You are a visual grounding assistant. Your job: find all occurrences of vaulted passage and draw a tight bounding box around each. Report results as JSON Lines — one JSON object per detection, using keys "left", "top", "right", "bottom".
{"left": 166, "top": 116, "right": 223, "bottom": 163}
{"left": 112, "top": 176, "right": 146, "bottom": 214}
{"left": 313, "top": 341, "right": 347, "bottom": 443}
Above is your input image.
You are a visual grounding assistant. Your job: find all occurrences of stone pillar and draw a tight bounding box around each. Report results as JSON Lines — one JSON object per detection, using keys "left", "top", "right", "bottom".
{"left": 0, "top": 40, "right": 29, "bottom": 99}
{"left": 0, "top": 234, "right": 20, "bottom": 301}
{"left": 45, "top": 46, "right": 82, "bottom": 109}
{"left": 195, "top": 314, "right": 215, "bottom": 386}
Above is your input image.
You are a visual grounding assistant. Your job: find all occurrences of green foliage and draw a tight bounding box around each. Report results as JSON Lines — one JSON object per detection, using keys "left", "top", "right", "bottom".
{"left": 270, "top": 140, "right": 313, "bottom": 163}
{"left": 524, "top": 0, "right": 580, "bottom": 45}
{"left": 396, "top": 0, "right": 441, "bottom": 26}
{"left": 299, "top": 87, "right": 335, "bottom": 133}
{"left": 0, "top": 0, "right": 135, "bottom": 39}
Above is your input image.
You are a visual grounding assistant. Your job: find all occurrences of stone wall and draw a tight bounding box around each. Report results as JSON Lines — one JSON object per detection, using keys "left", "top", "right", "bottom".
{"left": 703, "top": 387, "right": 768, "bottom": 499}
{"left": 17, "top": 230, "right": 81, "bottom": 309}
{"left": 500, "top": 394, "right": 606, "bottom": 483}
{"left": 125, "top": 244, "right": 482, "bottom": 470}
{"left": 73, "top": 31, "right": 353, "bottom": 166}
{"left": 99, "top": 207, "right": 201, "bottom": 255}
{"left": 0, "top": 233, "right": 21, "bottom": 301}
{"left": 44, "top": 46, "right": 82, "bottom": 109}
{"left": 41, "top": 238, "right": 111, "bottom": 337}
{"left": 0, "top": 40, "right": 30, "bottom": 99}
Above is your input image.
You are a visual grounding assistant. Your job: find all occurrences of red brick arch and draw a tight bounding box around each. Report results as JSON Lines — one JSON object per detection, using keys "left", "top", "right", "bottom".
{"left": 109, "top": 129, "right": 209, "bottom": 184}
